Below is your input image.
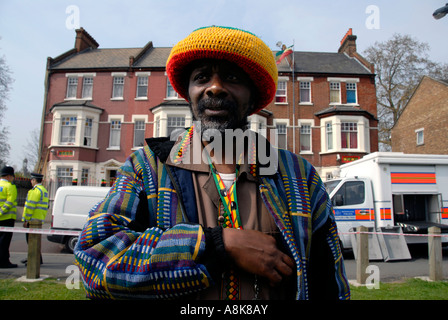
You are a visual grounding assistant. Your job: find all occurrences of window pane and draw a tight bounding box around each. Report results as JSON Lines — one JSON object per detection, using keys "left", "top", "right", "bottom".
{"left": 326, "top": 123, "right": 333, "bottom": 150}
{"left": 66, "top": 77, "right": 78, "bottom": 98}
{"left": 57, "top": 167, "right": 73, "bottom": 188}
{"left": 300, "top": 125, "right": 311, "bottom": 151}
{"left": 346, "top": 82, "right": 357, "bottom": 103}
{"left": 334, "top": 181, "right": 365, "bottom": 206}
{"left": 299, "top": 82, "right": 311, "bottom": 103}
{"left": 60, "top": 116, "right": 77, "bottom": 144}
{"left": 167, "top": 116, "right": 185, "bottom": 137}
{"left": 166, "top": 79, "right": 178, "bottom": 98}
{"left": 136, "top": 76, "right": 148, "bottom": 98}
{"left": 112, "top": 77, "right": 124, "bottom": 98}
{"left": 82, "top": 77, "right": 93, "bottom": 99}
{"left": 133, "top": 120, "right": 145, "bottom": 147}
{"left": 84, "top": 118, "right": 92, "bottom": 146}
{"left": 276, "top": 124, "right": 287, "bottom": 149}
{"left": 416, "top": 130, "right": 424, "bottom": 145}
{"left": 330, "top": 82, "right": 340, "bottom": 103}
{"left": 81, "top": 168, "right": 89, "bottom": 186}
{"left": 341, "top": 122, "right": 358, "bottom": 149}
{"left": 275, "top": 81, "right": 287, "bottom": 103}
{"left": 109, "top": 120, "right": 121, "bottom": 147}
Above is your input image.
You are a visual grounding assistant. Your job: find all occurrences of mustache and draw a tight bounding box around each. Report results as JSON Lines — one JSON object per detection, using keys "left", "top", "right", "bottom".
{"left": 197, "top": 97, "right": 238, "bottom": 113}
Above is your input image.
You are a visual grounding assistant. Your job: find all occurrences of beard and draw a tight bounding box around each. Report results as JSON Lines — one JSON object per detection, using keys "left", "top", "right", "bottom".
{"left": 192, "top": 97, "right": 250, "bottom": 138}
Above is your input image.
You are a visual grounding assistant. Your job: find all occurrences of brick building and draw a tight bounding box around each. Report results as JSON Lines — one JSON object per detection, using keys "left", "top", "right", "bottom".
{"left": 37, "top": 28, "right": 377, "bottom": 196}
{"left": 391, "top": 76, "right": 448, "bottom": 154}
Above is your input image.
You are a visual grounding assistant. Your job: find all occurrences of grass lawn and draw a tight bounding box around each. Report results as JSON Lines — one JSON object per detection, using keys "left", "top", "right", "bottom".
{"left": 0, "top": 277, "right": 88, "bottom": 300}
{"left": 0, "top": 277, "right": 447, "bottom": 300}
{"left": 350, "top": 278, "right": 448, "bottom": 300}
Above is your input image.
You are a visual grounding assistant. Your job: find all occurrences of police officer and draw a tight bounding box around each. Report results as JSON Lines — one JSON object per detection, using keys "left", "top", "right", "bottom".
{"left": 0, "top": 166, "right": 18, "bottom": 268}
{"left": 21, "top": 173, "right": 49, "bottom": 265}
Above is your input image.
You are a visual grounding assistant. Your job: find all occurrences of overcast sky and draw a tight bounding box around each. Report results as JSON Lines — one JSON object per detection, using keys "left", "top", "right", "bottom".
{"left": 0, "top": 0, "right": 447, "bottom": 169}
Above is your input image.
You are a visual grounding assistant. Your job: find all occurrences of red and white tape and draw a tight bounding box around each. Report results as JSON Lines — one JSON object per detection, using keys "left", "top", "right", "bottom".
{"left": 339, "top": 231, "right": 448, "bottom": 237}
{"left": 0, "top": 226, "right": 80, "bottom": 236}
{"left": 1, "top": 226, "right": 446, "bottom": 238}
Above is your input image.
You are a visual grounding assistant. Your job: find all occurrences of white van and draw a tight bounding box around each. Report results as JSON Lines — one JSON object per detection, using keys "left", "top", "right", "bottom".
{"left": 47, "top": 186, "right": 110, "bottom": 252}
{"left": 324, "top": 152, "right": 448, "bottom": 251}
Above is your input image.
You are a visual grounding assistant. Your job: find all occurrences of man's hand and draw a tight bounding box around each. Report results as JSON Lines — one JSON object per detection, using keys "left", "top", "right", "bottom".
{"left": 222, "top": 228, "right": 295, "bottom": 286}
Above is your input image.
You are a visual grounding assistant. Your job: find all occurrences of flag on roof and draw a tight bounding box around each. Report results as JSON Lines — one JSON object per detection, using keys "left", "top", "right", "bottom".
{"left": 276, "top": 45, "right": 293, "bottom": 64}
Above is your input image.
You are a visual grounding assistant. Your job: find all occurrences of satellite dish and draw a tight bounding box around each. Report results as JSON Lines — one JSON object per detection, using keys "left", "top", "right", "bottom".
{"left": 276, "top": 41, "right": 282, "bottom": 48}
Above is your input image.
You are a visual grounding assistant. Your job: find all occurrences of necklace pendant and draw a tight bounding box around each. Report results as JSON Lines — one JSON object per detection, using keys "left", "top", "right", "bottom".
{"left": 218, "top": 215, "right": 225, "bottom": 224}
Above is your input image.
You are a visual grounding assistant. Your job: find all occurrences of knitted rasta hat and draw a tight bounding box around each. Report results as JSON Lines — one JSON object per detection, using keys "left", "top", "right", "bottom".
{"left": 166, "top": 26, "right": 278, "bottom": 114}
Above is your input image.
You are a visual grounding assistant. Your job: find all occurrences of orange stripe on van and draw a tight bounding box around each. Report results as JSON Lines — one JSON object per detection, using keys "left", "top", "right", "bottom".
{"left": 442, "top": 208, "right": 448, "bottom": 219}
{"left": 391, "top": 172, "right": 436, "bottom": 184}
{"left": 380, "top": 208, "right": 391, "bottom": 220}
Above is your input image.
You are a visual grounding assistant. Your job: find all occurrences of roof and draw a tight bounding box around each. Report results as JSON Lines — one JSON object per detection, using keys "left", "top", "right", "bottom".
{"left": 277, "top": 51, "right": 373, "bottom": 75}
{"left": 49, "top": 100, "right": 104, "bottom": 112}
{"left": 314, "top": 105, "right": 376, "bottom": 119}
{"left": 50, "top": 46, "right": 373, "bottom": 75}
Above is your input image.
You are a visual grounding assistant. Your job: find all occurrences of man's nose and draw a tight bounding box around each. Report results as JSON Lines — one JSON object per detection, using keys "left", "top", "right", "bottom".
{"left": 205, "top": 74, "right": 228, "bottom": 98}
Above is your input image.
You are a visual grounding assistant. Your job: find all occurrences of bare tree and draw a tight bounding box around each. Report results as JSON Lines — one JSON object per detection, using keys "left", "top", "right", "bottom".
{"left": 0, "top": 41, "right": 13, "bottom": 165}
{"left": 22, "top": 127, "right": 40, "bottom": 171}
{"left": 363, "top": 34, "right": 448, "bottom": 151}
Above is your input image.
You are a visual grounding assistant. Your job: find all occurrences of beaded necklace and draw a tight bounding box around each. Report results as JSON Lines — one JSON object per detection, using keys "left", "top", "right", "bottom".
{"left": 208, "top": 159, "right": 242, "bottom": 229}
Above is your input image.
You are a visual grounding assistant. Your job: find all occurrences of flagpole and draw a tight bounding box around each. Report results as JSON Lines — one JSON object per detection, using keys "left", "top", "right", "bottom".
{"left": 292, "top": 39, "right": 295, "bottom": 154}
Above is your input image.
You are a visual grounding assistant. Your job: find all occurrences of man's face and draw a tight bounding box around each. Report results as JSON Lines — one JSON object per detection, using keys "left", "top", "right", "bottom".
{"left": 187, "top": 59, "right": 255, "bottom": 134}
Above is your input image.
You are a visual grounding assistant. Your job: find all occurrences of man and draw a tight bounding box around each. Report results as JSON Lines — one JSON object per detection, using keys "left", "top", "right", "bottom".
{"left": 0, "top": 166, "right": 17, "bottom": 268}
{"left": 75, "top": 26, "right": 350, "bottom": 300}
{"left": 21, "top": 173, "right": 49, "bottom": 265}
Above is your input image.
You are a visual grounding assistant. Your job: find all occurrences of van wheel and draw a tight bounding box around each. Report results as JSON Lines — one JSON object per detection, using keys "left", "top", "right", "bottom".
{"left": 66, "top": 236, "right": 79, "bottom": 253}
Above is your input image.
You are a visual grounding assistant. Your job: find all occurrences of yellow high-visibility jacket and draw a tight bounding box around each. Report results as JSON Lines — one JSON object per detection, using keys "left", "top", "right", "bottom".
{"left": 0, "top": 179, "right": 17, "bottom": 221}
{"left": 23, "top": 184, "right": 49, "bottom": 222}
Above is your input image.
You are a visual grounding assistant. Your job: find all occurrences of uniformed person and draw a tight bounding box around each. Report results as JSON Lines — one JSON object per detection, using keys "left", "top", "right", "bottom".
{"left": 0, "top": 166, "right": 18, "bottom": 268}
{"left": 21, "top": 172, "right": 49, "bottom": 265}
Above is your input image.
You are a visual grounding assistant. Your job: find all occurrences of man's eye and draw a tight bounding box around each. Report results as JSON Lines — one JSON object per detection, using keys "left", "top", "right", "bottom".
{"left": 226, "top": 74, "right": 239, "bottom": 81}
{"left": 193, "top": 73, "right": 209, "bottom": 82}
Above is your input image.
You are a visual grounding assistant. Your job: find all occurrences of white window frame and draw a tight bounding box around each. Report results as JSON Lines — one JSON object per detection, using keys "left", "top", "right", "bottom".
{"left": 416, "top": 128, "right": 424, "bottom": 146}
{"left": 328, "top": 77, "right": 360, "bottom": 106}
{"left": 346, "top": 82, "right": 358, "bottom": 104}
{"left": 111, "top": 72, "right": 126, "bottom": 100}
{"left": 320, "top": 115, "right": 369, "bottom": 154}
{"left": 60, "top": 116, "right": 77, "bottom": 145}
{"left": 273, "top": 119, "right": 289, "bottom": 149}
{"left": 56, "top": 166, "right": 73, "bottom": 188}
{"left": 299, "top": 120, "right": 314, "bottom": 154}
{"left": 50, "top": 106, "right": 102, "bottom": 149}
{"left": 325, "top": 122, "right": 334, "bottom": 151}
{"left": 165, "top": 76, "right": 179, "bottom": 99}
{"left": 329, "top": 82, "right": 341, "bottom": 104}
{"left": 297, "top": 77, "right": 314, "bottom": 105}
{"left": 151, "top": 105, "right": 192, "bottom": 138}
{"left": 135, "top": 72, "right": 150, "bottom": 100}
{"left": 81, "top": 76, "right": 94, "bottom": 99}
{"left": 107, "top": 115, "right": 124, "bottom": 150}
{"left": 341, "top": 122, "right": 358, "bottom": 150}
{"left": 132, "top": 115, "right": 148, "bottom": 149}
{"left": 83, "top": 117, "right": 93, "bottom": 147}
{"left": 275, "top": 77, "right": 288, "bottom": 104}
{"left": 66, "top": 77, "right": 78, "bottom": 99}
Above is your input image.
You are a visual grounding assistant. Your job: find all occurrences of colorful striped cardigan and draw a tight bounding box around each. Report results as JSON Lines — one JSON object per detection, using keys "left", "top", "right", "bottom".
{"left": 74, "top": 131, "right": 350, "bottom": 300}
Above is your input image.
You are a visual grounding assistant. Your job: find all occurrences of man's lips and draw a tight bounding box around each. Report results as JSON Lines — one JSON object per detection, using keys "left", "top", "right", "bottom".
{"left": 203, "top": 108, "right": 229, "bottom": 116}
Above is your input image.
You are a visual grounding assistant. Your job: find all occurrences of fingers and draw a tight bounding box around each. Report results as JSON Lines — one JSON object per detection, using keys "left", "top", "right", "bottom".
{"left": 266, "top": 253, "right": 294, "bottom": 285}
{"left": 222, "top": 228, "right": 296, "bottom": 285}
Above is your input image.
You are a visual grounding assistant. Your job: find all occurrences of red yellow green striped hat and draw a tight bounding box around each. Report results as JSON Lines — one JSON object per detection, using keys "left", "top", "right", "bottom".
{"left": 166, "top": 26, "right": 278, "bottom": 114}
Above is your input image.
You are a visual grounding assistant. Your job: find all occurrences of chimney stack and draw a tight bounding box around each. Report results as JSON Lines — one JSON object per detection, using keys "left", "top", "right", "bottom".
{"left": 75, "top": 28, "right": 99, "bottom": 52}
{"left": 338, "top": 28, "right": 357, "bottom": 57}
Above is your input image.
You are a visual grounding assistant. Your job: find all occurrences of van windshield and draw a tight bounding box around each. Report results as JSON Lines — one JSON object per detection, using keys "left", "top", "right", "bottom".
{"left": 324, "top": 179, "right": 341, "bottom": 195}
